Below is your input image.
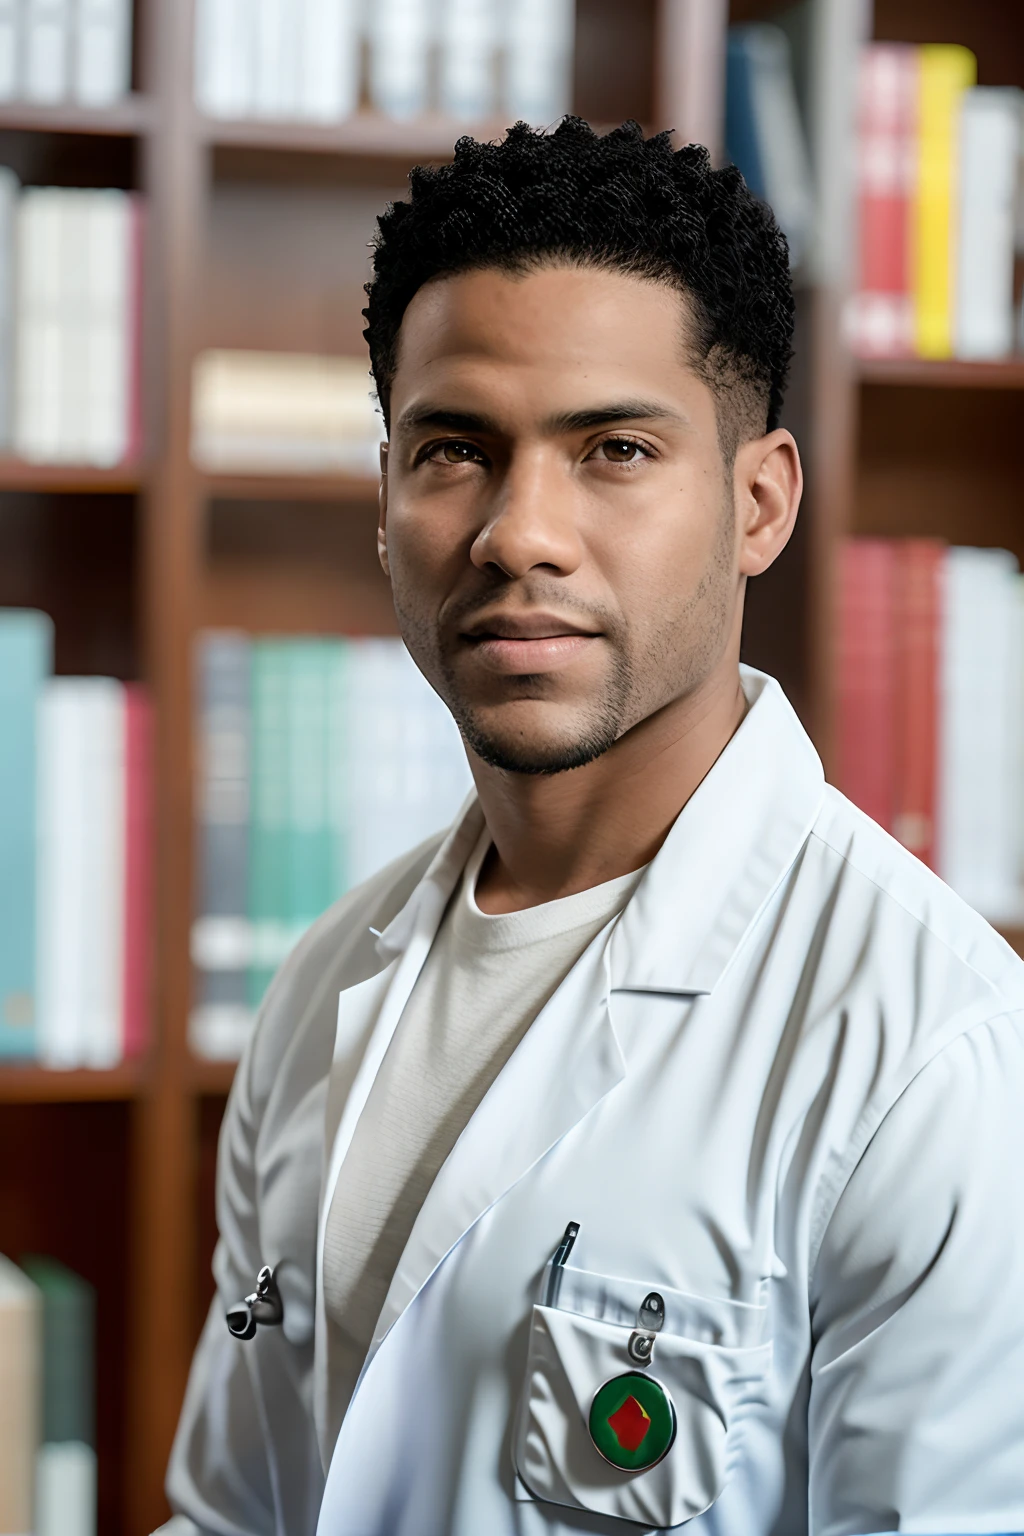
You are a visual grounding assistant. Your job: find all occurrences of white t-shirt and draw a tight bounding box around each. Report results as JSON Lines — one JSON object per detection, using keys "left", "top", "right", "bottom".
{"left": 322, "top": 830, "right": 646, "bottom": 1419}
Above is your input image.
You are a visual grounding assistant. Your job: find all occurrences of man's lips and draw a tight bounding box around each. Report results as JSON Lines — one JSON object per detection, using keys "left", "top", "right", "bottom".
{"left": 458, "top": 611, "right": 603, "bottom": 675}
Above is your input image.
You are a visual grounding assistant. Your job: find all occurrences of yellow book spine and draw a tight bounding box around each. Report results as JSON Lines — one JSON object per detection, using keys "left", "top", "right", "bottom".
{"left": 912, "top": 44, "right": 977, "bottom": 358}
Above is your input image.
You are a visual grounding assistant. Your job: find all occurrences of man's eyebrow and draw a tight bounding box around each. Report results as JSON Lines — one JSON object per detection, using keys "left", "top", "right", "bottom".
{"left": 545, "top": 400, "right": 687, "bottom": 433}
{"left": 394, "top": 406, "right": 501, "bottom": 435}
{"left": 395, "top": 399, "right": 686, "bottom": 437}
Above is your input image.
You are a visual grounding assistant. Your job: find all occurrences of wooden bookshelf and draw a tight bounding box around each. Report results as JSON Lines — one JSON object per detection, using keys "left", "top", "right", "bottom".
{"left": 8, "top": 0, "right": 1020, "bottom": 1530}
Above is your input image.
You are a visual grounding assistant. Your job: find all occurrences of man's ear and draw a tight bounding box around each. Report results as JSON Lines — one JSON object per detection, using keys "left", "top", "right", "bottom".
{"left": 377, "top": 441, "right": 390, "bottom": 578}
{"left": 734, "top": 428, "right": 802, "bottom": 578}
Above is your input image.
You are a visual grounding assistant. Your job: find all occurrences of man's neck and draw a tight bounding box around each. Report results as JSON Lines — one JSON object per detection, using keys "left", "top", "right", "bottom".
{"left": 471, "top": 665, "right": 747, "bottom": 916}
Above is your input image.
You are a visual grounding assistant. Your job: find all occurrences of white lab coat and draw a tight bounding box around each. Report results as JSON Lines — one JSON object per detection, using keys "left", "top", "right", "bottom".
{"left": 165, "top": 668, "right": 1024, "bottom": 1536}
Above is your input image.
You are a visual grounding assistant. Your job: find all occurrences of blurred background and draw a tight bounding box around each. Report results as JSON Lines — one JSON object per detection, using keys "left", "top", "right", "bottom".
{"left": 0, "top": 0, "right": 1021, "bottom": 1531}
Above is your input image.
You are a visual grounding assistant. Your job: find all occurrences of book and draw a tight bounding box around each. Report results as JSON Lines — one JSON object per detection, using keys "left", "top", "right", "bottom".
{"left": 0, "top": 609, "right": 53, "bottom": 1059}
{"left": 24, "top": 0, "right": 71, "bottom": 103}
{"left": 955, "top": 87, "right": 1023, "bottom": 360}
{"left": 848, "top": 43, "right": 918, "bottom": 358}
{"left": 20, "top": 1257, "right": 96, "bottom": 1536}
{"left": 0, "top": 0, "right": 18, "bottom": 100}
{"left": 367, "top": 0, "right": 434, "bottom": 121}
{"left": 14, "top": 187, "right": 136, "bottom": 467}
{"left": 912, "top": 44, "right": 977, "bottom": 360}
{"left": 836, "top": 540, "right": 897, "bottom": 833}
{"left": 0, "top": 165, "right": 19, "bottom": 449}
{"left": 439, "top": 0, "right": 499, "bottom": 121}
{"left": 195, "top": 0, "right": 255, "bottom": 119}
{"left": 36, "top": 678, "right": 126, "bottom": 1069}
{"left": 191, "top": 350, "right": 383, "bottom": 474}
{"left": 190, "top": 633, "right": 254, "bottom": 1061}
{"left": 286, "top": 640, "right": 335, "bottom": 949}
{"left": 254, "top": 0, "right": 298, "bottom": 120}
{"left": 247, "top": 641, "right": 292, "bottom": 1009}
{"left": 937, "top": 547, "right": 1021, "bottom": 918}
{"left": 892, "top": 540, "right": 943, "bottom": 867}
{"left": 725, "top": 25, "right": 815, "bottom": 270}
{"left": 0, "top": 1254, "right": 41, "bottom": 1536}
{"left": 122, "top": 685, "right": 153, "bottom": 1060}
{"left": 73, "top": 0, "right": 132, "bottom": 105}
{"left": 300, "top": 0, "right": 360, "bottom": 122}
{"left": 505, "top": 0, "right": 574, "bottom": 127}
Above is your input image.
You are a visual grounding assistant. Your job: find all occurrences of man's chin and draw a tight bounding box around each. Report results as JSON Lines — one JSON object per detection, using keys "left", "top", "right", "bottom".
{"left": 456, "top": 709, "right": 621, "bottom": 778}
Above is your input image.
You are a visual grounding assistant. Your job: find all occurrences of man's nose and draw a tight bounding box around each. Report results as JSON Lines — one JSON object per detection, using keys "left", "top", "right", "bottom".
{"left": 469, "top": 450, "right": 582, "bottom": 579}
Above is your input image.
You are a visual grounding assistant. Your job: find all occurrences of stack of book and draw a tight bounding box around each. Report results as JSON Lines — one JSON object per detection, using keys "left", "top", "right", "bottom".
{"left": 0, "top": 0, "right": 132, "bottom": 106}
{"left": 0, "top": 173, "right": 142, "bottom": 464}
{"left": 849, "top": 43, "right": 1023, "bottom": 360}
{"left": 0, "top": 1254, "right": 95, "bottom": 1536}
{"left": 0, "top": 609, "right": 153, "bottom": 1069}
{"left": 194, "top": 0, "right": 575, "bottom": 127}
{"left": 837, "top": 540, "right": 1023, "bottom": 920}
{"left": 191, "top": 350, "right": 383, "bottom": 476}
{"left": 191, "top": 632, "right": 472, "bottom": 1059}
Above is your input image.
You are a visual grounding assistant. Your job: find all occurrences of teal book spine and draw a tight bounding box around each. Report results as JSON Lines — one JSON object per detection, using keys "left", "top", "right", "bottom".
{"left": 286, "top": 639, "right": 335, "bottom": 946}
{"left": 247, "top": 641, "right": 291, "bottom": 1010}
{"left": 0, "top": 608, "right": 53, "bottom": 1057}
{"left": 326, "top": 639, "right": 351, "bottom": 904}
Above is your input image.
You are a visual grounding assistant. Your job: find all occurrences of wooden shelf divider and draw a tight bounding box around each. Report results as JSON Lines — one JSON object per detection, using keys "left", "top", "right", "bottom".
{"left": 0, "top": 1060, "right": 148, "bottom": 1103}
{"left": 858, "top": 356, "right": 1024, "bottom": 390}
{"left": 0, "top": 458, "right": 145, "bottom": 493}
{"left": 0, "top": 94, "right": 154, "bottom": 136}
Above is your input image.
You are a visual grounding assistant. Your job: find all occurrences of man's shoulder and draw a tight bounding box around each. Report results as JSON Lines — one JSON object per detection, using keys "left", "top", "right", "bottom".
{"left": 242, "top": 831, "right": 446, "bottom": 1099}
{"left": 806, "top": 783, "right": 1024, "bottom": 1016}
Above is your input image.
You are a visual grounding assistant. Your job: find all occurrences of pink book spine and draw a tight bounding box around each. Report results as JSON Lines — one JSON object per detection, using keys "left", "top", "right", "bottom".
{"left": 124, "top": 196, "right": 145, "bottom": 464}
{"left": 122, "top": 685, "right": 153, "bottom": 1060}
{"left": 849, "top": 44, "right": 918, "bottom": 358}
{"left": 837, "top": 539, "right": 898, "bottom": 832}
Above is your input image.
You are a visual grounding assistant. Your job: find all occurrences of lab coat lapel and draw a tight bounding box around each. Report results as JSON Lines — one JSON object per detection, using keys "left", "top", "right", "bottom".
{"left": 367, "top": 923, "right": 625, "bottom": 1354}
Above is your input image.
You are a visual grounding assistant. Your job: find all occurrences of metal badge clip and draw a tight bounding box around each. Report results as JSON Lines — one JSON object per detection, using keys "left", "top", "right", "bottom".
{"left": 226, "top": 1264, "right": 284, "bottom": 1341}
{"left": 627, "top": 1290, "right": 665, "bottom": 1366}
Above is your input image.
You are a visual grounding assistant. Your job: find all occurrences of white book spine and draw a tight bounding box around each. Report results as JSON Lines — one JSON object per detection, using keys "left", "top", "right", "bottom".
{"left": 195, "top": 0, "right": 253, "bottom": 119}
{"left": 0, "top": 0, "right": 21, "bottom": 100}
{"left": 439, "top": 0, "right": 498, "bottom": 121}
{"left": 0, "top": 167, "right": 18, "bottom": 450}
{"left": 36, "top": 1441, "right": 97, "bottom": 1536}
{"left": 937, "top": 548, "right": 1021, "bottom": 917}
{"left": 24, "top": 0, "right": 71, "bottom": 102}
{"left": 254, "top": 0, "right": 299, "bottom": 118}
{"left": 368, "top": 0, "right": 434, "bottom": 121}
{"left": 37, "top": 682, "right": 89, "bottom": 1066}
{"left": 299, "top": 0, "right": 361, "bottom": 122}
{"left": 504, "top": 0, "right": 574, "bottom": 127}
{"left": 73, "top": 0, "right": 131, "bottom": 105}
{"left": 955, "top": 87, "right": 1023, "bottom": 360}
{"left": 83, "top": 189, "right": 129, "bottom": 465}
{"left": 14, "top": 188, "right": 64, "bottom": 464}
{"left": 81, "top": 679, "right": 125, "bottom": 1067}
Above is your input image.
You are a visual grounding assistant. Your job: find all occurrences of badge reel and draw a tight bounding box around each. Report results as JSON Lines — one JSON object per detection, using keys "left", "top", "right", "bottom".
{"left": 226, "top": 1265, "right": 283, "bottom": 1341}
{"left": 588, "top": 1290, "right": 677, "bottom": 1473}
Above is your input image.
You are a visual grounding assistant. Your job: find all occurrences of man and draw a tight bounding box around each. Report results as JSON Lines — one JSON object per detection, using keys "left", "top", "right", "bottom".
{"left": 164, "top": 120, "right": 1024, "bottom": 1536}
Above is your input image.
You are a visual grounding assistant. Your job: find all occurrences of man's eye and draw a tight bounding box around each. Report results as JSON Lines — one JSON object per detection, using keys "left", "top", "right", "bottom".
{"left": 427, "top": 441, "right": 482, "bottom": 464}
{"left": 595, "top": 438, "right": 647, "bottom": 463}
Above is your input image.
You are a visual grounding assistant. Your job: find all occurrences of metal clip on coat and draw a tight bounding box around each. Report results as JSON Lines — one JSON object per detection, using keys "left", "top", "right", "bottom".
{"left": 226, "top": 1265, "right": 284, "bottom": 1341}
{"left": 627, "top": 1290, "right": 665, "bottom": 1365}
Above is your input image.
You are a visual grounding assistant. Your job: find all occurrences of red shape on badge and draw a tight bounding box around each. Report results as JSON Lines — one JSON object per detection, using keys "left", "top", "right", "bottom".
{"left": 607, "top": 1395, "right": 651, "bottom": 1453}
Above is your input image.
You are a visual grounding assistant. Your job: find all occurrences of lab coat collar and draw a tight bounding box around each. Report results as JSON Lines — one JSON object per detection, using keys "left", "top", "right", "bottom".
{"left": 608, "top": 667, "right": 825, "bottom": 996}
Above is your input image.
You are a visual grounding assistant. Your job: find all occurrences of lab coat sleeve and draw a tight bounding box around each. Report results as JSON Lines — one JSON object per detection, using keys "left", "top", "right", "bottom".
{"left": 807, "top": 1011, "right": 1024, "bottom": 1536}
{"left": 164, "top": 1020, "right": 279, "bottom": 1536}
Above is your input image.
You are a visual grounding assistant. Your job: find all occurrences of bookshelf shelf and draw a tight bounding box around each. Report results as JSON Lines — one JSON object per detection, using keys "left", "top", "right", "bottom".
{"left": 201, "top": 110, "right": 509, "bottom": 160}
{"left": 204, "top": 468, "right": 379, "bottom": 502}
{"left": 0, "top": 95, "right": 154, "bottom": 137}
{"left": 857, "top": 357, "right": 1024, "bottom": 390}
{"left": 0, "top": 1061, "right": 147, "bottom": 1102}
{"left": 0, "top": 458, "right": 145, "bottom": 493}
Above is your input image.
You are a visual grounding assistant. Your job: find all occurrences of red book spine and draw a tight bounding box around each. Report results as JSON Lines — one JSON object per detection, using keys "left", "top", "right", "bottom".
{"left": 122, "top": 685, "right": 154, "bottom": 1060}
{"left": 124, "top": 196, "right": 144, "bottom": 465}
{"left": 849, "top": 43, "right": 918, "bottom": 358}
{"left": 893, "top": 540, "right": 943, "bottom": 867}
{"left": 837, "top": 539, "right": 898, "bottom": 830}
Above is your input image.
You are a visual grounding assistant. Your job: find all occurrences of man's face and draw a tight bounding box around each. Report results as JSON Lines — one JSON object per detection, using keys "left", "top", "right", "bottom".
{"left": 380, "top": 264, "right": 744, "bottom": 775}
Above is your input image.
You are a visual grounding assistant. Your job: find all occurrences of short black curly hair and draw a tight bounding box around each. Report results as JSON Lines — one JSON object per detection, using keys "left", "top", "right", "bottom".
{"left": 363, "top": 117, "right": 794, "bottom": 458}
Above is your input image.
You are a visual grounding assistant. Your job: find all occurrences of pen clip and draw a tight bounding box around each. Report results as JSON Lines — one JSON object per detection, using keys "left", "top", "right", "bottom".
{"left": 544, "top": 1220, "right": 580, "bottom": 1308}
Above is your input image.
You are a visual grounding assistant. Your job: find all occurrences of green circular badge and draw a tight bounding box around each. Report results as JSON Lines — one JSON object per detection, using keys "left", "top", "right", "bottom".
{"left": 588, "top": 1371, "right": 676, "bottom": 1472}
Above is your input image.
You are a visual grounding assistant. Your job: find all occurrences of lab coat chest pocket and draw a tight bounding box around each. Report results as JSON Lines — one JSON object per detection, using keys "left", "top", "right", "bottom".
{"left": 514, "top": 1270, "right": 772, "bottom": 1529}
